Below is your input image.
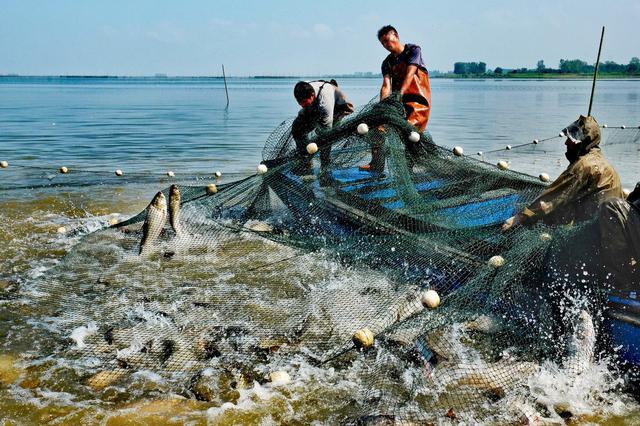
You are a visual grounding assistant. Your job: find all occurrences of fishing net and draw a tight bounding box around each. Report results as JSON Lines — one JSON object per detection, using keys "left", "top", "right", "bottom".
{"left": 13, "top": 95, "right": 636, "bottom": 423}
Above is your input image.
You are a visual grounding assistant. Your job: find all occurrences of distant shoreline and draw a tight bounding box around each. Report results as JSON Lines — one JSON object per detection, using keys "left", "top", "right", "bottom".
{"left": 1, "top": 74, "right": 639, "bottom": 81}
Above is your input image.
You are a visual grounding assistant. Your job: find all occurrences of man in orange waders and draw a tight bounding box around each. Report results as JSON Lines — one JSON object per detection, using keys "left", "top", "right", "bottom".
{"left": 361, "top": 25, "right": 432, "bottom": 172}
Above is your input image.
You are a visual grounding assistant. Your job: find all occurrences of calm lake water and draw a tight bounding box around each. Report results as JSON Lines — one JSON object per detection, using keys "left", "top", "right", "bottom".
{"left": 1, "top": 77, "right": 640, "bottom": 424}
{"left": 1, "top": 77, "right": 639, "bottom": 187}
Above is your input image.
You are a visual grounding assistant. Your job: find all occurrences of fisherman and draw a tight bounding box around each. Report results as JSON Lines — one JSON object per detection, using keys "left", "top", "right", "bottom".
{"left": 502, "top": 116, "right": 623, "bottom": 348}
{"left": 361, "top": 25, "right": 432, "bottom": 172}
{"left": 502, "top": 115, "right": 623, "bottom": 230}
{"left": 291, "top": 80, "right": 353, "bottom": 174}
{"left": 597, "top": 182, "right": 640, "bottom": 291}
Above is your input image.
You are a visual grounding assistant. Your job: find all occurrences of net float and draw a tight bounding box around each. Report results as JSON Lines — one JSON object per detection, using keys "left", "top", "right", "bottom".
{"left": 421, "top": 290, "right": 441, "bottom": 309}
{"left": 306, "top": 143, "right": 318, "bottom": 155}
{"left": 352, "top": 327, "right": 374, "bottom": 349}
{"left": 357, "top": 123, "right": 369, "bottom": 135}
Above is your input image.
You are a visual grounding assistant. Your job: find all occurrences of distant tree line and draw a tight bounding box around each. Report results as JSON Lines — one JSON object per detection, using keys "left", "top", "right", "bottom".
{"left": 453, "top": 62, "right": 486, "bottom": 75}
{"left": 452, "top": 58, "right": 640, "bottom": 76}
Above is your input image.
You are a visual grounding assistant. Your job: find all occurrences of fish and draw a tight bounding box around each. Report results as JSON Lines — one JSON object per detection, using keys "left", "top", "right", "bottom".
{"left": 464, "top": 314, "right": 503, "bottom": 334}
{"left": 168, "top": 184, "right": 182, "bottom": 235}
{"left": 506, "top": 398, "right": 544, "bottom": 426}
{"left": 244, "top": 220, "right": 273, "bottom": 233}
{"left": 139, "top": 191, "right": 167, "bottom": 256}
{"left": 106, "top": 322, "right": 198, "bottom": 371}
{"left": 563, "top": 309, "right": 595, "bottom": 376}
{"left": 434, "top": 360, "right": 540, "bottom": 398}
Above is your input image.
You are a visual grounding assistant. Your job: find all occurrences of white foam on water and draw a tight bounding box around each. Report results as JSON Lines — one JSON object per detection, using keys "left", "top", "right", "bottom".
{"left": 526, "top": 358, "right": 633, "bottom": 421}
{"left": 206, "top": 381, "right": 278, "bottom": 420}
{"left": 127, "top": 303, "right": 174, "bottom": 328}
{"left": 116, "top": 339, "right": 145, "bottom": 361}
{"left": 132, "top": 369, "right": 166, "bottom": 384}
{"left": 70, "top": 321, "right": 98, "bottom": 349}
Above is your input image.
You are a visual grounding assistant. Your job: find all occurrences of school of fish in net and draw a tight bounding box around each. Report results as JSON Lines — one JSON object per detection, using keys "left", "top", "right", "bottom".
{"left": 12, "top": 96, "right": 640, "bottom": 423}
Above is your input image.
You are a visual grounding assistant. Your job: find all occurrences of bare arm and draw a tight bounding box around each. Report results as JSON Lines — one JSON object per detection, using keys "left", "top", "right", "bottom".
{"left": 399, "top": 64, "right": 418, "bottom": 95}
{"left": 380, "top": 75, "right": 392, "bottom": 100}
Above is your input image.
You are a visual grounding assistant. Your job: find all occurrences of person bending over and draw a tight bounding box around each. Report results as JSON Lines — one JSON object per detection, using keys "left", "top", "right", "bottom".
{"left": 291, "top": 80, "right": 353, "bottom": 174}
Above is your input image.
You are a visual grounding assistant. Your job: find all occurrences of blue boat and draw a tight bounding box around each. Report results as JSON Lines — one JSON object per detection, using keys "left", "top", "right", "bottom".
{"left": 605, "top": 292, "right": 640, "bottom": 372}
{"left": 267, "top": 163, "right": 640, "bottom": 374}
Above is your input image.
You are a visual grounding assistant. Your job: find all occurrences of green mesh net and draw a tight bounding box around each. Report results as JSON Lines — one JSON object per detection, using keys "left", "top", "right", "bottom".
{"left": 20, "top": 95, "right": 632, "bottom": 423}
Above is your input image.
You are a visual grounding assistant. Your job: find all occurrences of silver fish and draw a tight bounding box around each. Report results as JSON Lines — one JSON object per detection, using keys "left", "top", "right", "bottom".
{"left": 464, "top": 314, "right": 503, "bottom": 334}
{"left": 564, "top": 309, "right": 595, "bottom": 376}
{"left": 434, "top": 359, "right": 539, "bottom": 397}
{"left": 168, "top": 184, "right": 181, "bottom": 235}
{"left": 139, "top": 191, "right": 167, "bottom": 256}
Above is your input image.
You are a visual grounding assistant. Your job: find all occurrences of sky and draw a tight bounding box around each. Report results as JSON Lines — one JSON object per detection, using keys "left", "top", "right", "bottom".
{"left": 1, "top": 0, "right": 639, "bottom": 76}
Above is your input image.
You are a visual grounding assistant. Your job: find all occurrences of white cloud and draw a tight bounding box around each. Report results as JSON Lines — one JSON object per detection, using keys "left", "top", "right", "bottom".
{"left": 313, "top": 23, "right": 333, "bottom": 39}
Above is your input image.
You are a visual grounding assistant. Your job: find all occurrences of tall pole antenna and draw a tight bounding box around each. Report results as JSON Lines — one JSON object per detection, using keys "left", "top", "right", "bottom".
{"left": 588, "top": 26, "right": 605, "bottom": 116}
{"left": 222, "top": 64, "right": 230, "bottom": 109}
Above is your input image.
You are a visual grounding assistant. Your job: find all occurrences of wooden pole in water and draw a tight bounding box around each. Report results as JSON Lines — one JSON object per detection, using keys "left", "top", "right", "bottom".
{"left": 222, "top": 64, "right": 230, "bottom": 108}
{"left": 587, "top": 26, "right": 605, "bottom": 117}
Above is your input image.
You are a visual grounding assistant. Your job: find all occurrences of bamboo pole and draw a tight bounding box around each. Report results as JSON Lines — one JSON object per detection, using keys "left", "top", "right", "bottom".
{"left": 588, "top": 26, "right": 605, "bottom": 117}
{"left": 222, "top": 64, "right": 229, "bottom": 108}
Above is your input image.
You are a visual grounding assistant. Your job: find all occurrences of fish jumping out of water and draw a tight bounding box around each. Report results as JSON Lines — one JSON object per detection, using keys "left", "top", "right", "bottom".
{"left": 168, "top": 184, "right": 182, "bottom": 236}
{"left": 139, "top": 191, "right": 167, "bottom": 257}
{"left": 564, "top": 309, "right": 596, "bottom": 376}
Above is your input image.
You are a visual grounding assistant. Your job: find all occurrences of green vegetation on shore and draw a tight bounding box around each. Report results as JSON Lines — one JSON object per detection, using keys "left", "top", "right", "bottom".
{"left": 446, "top": 58, "right": 640, "bottom": 79}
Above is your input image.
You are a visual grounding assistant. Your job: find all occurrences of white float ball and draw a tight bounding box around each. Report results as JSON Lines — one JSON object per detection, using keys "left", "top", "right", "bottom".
{"left": 206, "top": 183, "right": 218, "bottom": 195}
{"left": 539, "top": 173, "right": 550, "bottom": 182}
{"left": 357, "top": 123, "right": 369, "bottom": 135}
{"left": 408, "top": 131, "right": 421, "bottom": 143}
{"left": 453, "top": 146, "right": 464, "bottom": 156}
{"left": 59, "top": 166, "right": 69, "bottom": 174}
{"left": 539, "top": 232, "right": 552, "bottom": 242}
{"left": 269, "top": 370, "right": 291, "bottom": 385}
{"left": 603, "top": 124, "right": 608, "bottom": 128}
{"left": 56, "top": 226, "right": 66, "bottom": 234}
{"left": 488, "top": 255, "right": 505, "bottom": 268}
{"left": 558, "top": 132, "right": 565, "bottom": 137}
{"left": 166, "top": 171, "right": 175, "bottom": 177}
{"left": 421, "top": 290, "right": 441, "bottom": 309}
{"left": 257, "top": 164, "right": 268, "bottom": 174}
{"left": 0, "top": 161, "right": 8, "bottom": 168}
{"left": 352, "top": 327, "right": 374, "bottom": 349}
{"left": 533, "top": 139, "right": 539, "bottom": 144}
{"left": 506, "top": 144, "right": 512, "bottom": 150}
{"left": 621, "top": 125, "right": 626, "bottom": 129}
{"left": 306, "top": 142, "right": 318, "bottom": 155}
{"left": 497, "top": 160, "right": 509, "bottom": 170}
{"left": 115, "top": 169, "right": 123, "bottom": 176}
{"left": 477, "top": 151, "right": 483, "bottom": 156}
{"left": 214, "top": 171, "right": 222, "bottom": 178}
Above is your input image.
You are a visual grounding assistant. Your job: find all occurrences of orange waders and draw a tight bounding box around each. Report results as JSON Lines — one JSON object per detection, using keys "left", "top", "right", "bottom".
{"left": 390, "top": 62, "right": 431, "bottom": 131}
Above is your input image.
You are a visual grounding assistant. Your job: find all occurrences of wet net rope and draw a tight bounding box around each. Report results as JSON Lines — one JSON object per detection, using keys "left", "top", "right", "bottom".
{"left": 14, "top": 95, "right": 639, "bottom": 423}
